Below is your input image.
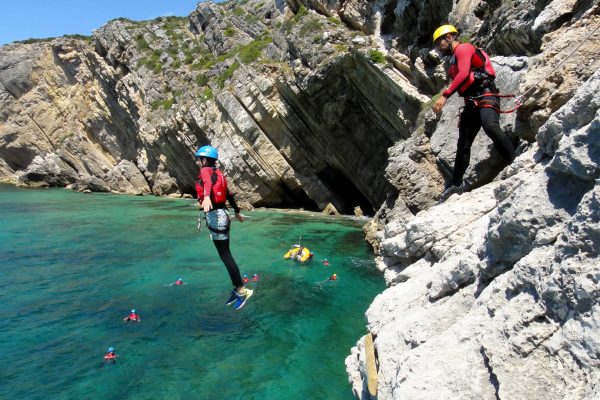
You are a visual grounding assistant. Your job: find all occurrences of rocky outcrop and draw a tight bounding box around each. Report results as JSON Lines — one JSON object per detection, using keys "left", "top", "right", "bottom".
{"left": 346, "top": 60, "right": 600, "bottom": 400}
{"left": 1, "top": 0, "right": 599, "bottom": 397}
{"left": 0, "top": 3, "right": 425, "bottom": 214}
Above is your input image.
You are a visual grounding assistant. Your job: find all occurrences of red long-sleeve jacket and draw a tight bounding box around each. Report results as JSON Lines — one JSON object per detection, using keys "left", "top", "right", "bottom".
{"left": 443, "top": 43, "right": 495, "bottom": 97}
{"left": 195, "top": 166, "right": 240, "bottom": 213}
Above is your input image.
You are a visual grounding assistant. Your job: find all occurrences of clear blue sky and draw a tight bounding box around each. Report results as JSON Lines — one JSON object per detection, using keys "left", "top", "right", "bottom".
{"left": 0, "top": 0, "right": 203, "bottom": 45}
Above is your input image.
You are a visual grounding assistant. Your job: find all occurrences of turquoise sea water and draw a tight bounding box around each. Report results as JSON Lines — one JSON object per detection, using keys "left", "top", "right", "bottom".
{"left": 0, "top": 185, "right": 383, "bottom": 399}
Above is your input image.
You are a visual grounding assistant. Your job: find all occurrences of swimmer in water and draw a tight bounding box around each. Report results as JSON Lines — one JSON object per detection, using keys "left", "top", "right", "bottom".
{"left": 173, "top": 278, "right": 185, "bottom": 285}
{"left": 123, "top": 309, "right": 141, "bottom": 322}
{"left": 104, "top": 347, "right": 118, "bottom": 361}
{"left": 322, "top": 259, "right": 329, "bottom": 266}
{"left": 242, "top": 274, "right": 249, "bottom": 283}
{"left": 251, "top": 274, "right": 259, "bottom": 282}
{"left": 328, "top": 273, "right": 337, "bottom": 281}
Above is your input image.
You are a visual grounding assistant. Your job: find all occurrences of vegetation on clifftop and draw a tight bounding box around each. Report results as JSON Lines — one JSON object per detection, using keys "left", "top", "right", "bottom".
{"left": 92, "top": 0, "right": 359, "bottom": 115}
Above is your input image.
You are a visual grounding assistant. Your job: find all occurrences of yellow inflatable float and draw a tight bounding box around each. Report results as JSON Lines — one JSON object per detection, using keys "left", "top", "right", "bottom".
{"left": 283, "top": 245, "right": 313, "bottom": 263}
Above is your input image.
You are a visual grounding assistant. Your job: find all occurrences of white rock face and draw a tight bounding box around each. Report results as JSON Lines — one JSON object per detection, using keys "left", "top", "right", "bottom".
{"left": 347, "top": 66, "right": 600, "bottom": 400}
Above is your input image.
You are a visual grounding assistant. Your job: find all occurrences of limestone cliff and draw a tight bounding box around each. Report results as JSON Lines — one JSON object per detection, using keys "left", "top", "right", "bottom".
{"left": 340, "top": 0, "right": 600, "bottom": 399}
{"left": 1, "top": 0, "right": 599, "bottom": 398}
{"left": 0, "top": 1, "right": 425, "bottom": 213}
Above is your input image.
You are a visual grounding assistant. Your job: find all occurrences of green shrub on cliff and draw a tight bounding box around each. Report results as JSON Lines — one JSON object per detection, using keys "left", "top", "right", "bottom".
{"left": 300, "top": 17, "right": 321, "bottom": 35}
{"left": 135, "top": 35, "right": 150, "bottom": 51}
{"left": 327, "top": 17, "right": 342, "bottom": 25}
{"left": 159, "top": 16, "right": 185, "bottom": 27}
{"left": 167, "top": 46, "right": 179, "bottom": 60}
{"left": 224, "top": 26, "right": 236, "bottom": 37}
{"left": 195, "top": 74, "right": 209, "bottom": 86}
{"left": 138, "top": 50, "right": 162, "bottom": 73}
{"left": 282, "top": 5, "right": 309, "bottom": 32}
{"left": 151, "top": 98, "right": 175, "bottom": 111}
{"left": 245, "top": 13, "right": 258, "bottom": 24}
{"left": 170, "top": 31, "right": 185, "bottom": 42}
{"left": 239, "top": 35, "right": 272, "bottom": 64}
{"left": 63, "top": 34, "right": 92, "bottom": 43}
{"left": 183, "top": 51, "right": 195, "bottom": 65}
{"left": 192, "top": 57, "right": 216, "bottom": 71}
{"left": 295, "top": 6, "right": 309, "bottom": 21}
{"left": 369, "top": 49, "right": 386, "bottom": 64}
{"left": 108, "top": 17, "right": 138, "bottom": 25}
{"left": 16, "top": 37, "right": 57, "bottom": 44}
{"left": 189, "top": 47, "right": 216, "bottom": 70}
{"left": 216, "top": 61, "right": 240, "bottom": 89}
{"left": 335, "top": 43, "right": 348, "bottom": 53}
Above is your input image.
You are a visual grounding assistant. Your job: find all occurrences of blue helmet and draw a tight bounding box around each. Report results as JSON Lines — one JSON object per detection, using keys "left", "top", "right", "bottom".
{"left": 108, "top": 347, "right": 114, "bottom": 352}
{"left": 178, "top": 278, "right": 182, "bottom": 281}
{"left": 131, "top": 309, "right": 136, "bottom": 313}
{"left": 195, "top": 145, "right": 218, "bottom": 160}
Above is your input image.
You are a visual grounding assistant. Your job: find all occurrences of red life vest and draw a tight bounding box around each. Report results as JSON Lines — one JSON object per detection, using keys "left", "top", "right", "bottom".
{"left": 104, "top": 353, "right": 116, "bottom": 360}
{"left": 448, "top": 43, "right": 495, "bottom": 95}
{"left": 201, "top": 167, "right": 228, "bottom": 205}
{"left": 129, "top": 313, "right": 138, "bottom": 320}
{"left": 175, "top": 280, "right": 183, "bottom": 285}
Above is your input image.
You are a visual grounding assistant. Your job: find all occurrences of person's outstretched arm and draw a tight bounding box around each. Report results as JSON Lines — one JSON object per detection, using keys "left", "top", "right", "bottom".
{"left": 227, "top": 190, "right": 243, "bottom": 222}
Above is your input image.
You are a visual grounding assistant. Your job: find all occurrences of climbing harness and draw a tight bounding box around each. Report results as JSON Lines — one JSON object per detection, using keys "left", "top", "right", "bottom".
{"left": 468, "top": 93, "right": 523, "bottom": 114}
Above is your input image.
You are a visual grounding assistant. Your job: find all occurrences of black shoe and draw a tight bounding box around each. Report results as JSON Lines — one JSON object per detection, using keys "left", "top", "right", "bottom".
{"left": 515, "top": 141, "right": 531, "bottom": 157}
{"left": 439, "top": 185, "right": 463, "bottom": 203}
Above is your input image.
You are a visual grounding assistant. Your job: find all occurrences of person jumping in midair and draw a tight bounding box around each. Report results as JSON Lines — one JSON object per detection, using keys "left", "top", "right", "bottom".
{"left": 195, "top": 145, "right": 253, "bottom": 310}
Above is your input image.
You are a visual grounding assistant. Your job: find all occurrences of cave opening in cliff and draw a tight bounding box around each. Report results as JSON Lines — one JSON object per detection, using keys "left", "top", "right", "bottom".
{"left": 317, "top": 166, "right": 374, "bottom": 216}
{"left": 262, "top": 180, "right": 320, "bottom": 211}
{"left": 381, "top": 1, "right": 398, "bottom": 35}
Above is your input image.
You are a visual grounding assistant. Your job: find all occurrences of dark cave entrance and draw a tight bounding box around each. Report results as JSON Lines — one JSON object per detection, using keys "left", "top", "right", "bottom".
{"left": 272, "top": 180, "right": 320, "bottom": 211}
{"left": 317, "top": 165, "right": 375, "bottom": 216}
{"left": 381, "top": 1, "right": 398, "bottom": 35}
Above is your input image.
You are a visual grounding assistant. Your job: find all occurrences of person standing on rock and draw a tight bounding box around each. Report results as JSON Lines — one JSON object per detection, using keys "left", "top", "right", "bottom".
{"left": 431, "top": 24, "right": 516, "bottom": 201}
{"left": 195, "top": 145, "right": 253, "bottom": 310}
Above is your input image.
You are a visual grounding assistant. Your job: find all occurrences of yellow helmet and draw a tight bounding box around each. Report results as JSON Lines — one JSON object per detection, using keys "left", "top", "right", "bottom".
{"left": 433, "top": 24, "right": 458, "bottom": 43}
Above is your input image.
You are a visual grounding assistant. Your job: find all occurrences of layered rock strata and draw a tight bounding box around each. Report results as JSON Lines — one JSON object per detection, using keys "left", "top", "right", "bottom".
{"left": 0, "top": 2, "right": 426, "bottom": 214}
{"left": 1, "top": 0, "right": 599, "bottom": 398}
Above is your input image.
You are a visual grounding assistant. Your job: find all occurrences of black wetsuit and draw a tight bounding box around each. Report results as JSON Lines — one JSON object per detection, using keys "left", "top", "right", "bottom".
{"left": 452, "top": 95, "right": 516, "bottom": 186}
